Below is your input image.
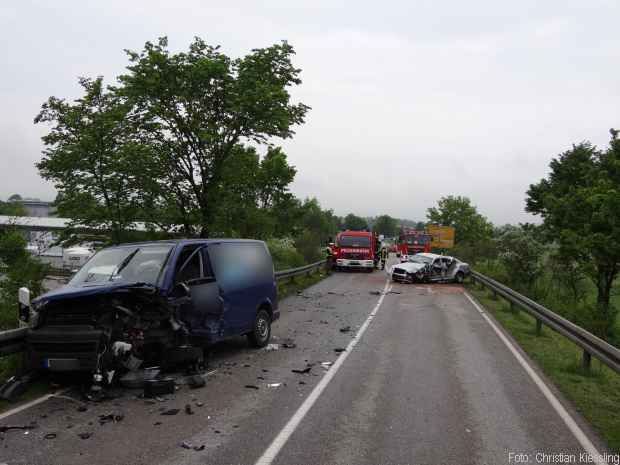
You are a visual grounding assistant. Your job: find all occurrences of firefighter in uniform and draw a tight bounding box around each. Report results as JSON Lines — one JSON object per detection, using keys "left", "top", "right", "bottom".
{"left": 380, "top": 246, "right": 388, "bottom": 270}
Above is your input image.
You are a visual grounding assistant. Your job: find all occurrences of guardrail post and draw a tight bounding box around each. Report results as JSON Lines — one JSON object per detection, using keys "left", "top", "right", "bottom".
{"left": 582, "top": 350, "right": 592, "bottom": 372}
{"left": 509, "top": 301, "right": 519, "bottom": 313}
{"left": 535, "top": 319, "right": 543, "bottom": 336}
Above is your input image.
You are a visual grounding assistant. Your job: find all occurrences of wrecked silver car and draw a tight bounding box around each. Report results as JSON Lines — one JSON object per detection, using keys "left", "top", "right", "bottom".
{"left": 390, "top": 253, "right": 470, "bottom": 284}
{"left": 19, "top": 239, "right": 278, "bottom": 390}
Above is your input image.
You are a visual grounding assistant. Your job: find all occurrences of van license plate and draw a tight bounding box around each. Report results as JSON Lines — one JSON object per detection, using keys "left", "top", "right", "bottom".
{"left": 45, "top": 358, "right": 80, "bottom": 371}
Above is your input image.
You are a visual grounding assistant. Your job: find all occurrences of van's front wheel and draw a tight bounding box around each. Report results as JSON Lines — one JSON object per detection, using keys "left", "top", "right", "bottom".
{"left": 248, "top": 309, "right": 271, "bottom": 348}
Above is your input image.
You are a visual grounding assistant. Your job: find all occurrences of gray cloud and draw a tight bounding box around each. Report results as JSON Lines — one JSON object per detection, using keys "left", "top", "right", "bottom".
{"left": 1, "top": 0, "right": 618, "bottom": 224}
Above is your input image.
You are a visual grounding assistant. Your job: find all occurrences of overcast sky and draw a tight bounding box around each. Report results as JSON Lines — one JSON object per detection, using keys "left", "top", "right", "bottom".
{"left": 1, "top": 1, "right": 619, "bottom": 225}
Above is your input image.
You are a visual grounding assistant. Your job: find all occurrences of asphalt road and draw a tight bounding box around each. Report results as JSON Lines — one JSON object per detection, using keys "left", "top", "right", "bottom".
{"left": 0, "top": 260, "right": 608, "bottom": 465}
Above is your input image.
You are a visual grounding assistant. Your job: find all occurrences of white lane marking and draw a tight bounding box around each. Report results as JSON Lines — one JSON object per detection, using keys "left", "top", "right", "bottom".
{"left": 254, "top": 279, "right": 392, "bottom": 465}
{"left": 0, "top": 388, "right": 69, "bottom": 421}
{"left": 464, "top": 292, "right": 606, "bottom": 465}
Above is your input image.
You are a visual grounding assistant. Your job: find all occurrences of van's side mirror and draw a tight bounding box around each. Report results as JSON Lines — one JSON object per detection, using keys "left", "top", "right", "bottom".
{"left": 18, "top": 287, "right": 30, "bottom": 323}
{"left": 171, "top": 282, "right": 191, "bottom": 299}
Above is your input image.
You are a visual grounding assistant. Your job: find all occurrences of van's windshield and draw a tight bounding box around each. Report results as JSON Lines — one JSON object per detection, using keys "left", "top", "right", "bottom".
{"left": 69, "top": 245, "right": 173, "bottom": 286}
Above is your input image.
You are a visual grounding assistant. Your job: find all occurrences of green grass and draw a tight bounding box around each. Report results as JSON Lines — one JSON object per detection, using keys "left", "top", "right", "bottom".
{"left": 277, "top": 268, "right": 329, "bottom": 298}
{"left": 468, "top": 284, "right": 620, "bottom": 452}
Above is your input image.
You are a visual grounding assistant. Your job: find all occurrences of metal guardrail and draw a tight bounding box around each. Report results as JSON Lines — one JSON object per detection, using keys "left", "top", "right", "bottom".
{"left": 275, "top": 260, "right": 326, "bottom": 281}
{"left": 0, "top": 328, "right": 27, "bottom": 357}
{"left": 470, "top": 270, "right": 620, "bottom": 374}
{"left": 0, "top": 260, "right": 328, "bottom": 358}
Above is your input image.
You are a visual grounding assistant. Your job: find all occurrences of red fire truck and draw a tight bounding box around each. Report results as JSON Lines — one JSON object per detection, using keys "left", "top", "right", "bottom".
{"left": 397, "top": 227, "right": 432, "bottom": 261}
{"left": 331, "top": 230, "right": 380, "bottom": 272}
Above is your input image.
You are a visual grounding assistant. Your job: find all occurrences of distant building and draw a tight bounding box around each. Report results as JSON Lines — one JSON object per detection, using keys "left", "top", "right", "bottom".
{"left": 9, "top": 198, "right": 56, "bottom": 217}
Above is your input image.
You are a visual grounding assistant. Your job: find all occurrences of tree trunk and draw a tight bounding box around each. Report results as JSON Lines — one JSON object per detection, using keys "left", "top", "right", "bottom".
{"left": 595, "top": 265, "right": 617, "bottom": 339}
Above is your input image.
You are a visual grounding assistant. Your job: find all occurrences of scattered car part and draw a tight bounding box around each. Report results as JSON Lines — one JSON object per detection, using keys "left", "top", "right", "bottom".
{"left": 144, "top": 378, "right": 175, "bottom": 398}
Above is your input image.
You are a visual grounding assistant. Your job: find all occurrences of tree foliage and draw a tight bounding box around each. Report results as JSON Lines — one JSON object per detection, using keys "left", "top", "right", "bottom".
{"left": 343, "top": 213, "right": 368, "bottom": 231}
{"left": 35, "top": 77, "right": 148, "bottom": 243}
{"left": 427, "top": 195, "right": 493, "bottom": 244}
{"left": 526, "top": 133, "right": 620, "bottom": 338}
{"left": 117, "top": 37, "right": 309, "bottom": 237}
{"left": 0, "top": 201, "right": 26, "bottom": 217}
{"left": 372, "top": 214, "right": 399, "bottom": 237}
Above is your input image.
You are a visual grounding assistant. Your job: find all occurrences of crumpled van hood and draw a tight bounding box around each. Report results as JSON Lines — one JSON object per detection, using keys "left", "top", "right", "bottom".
{"left": 32, "top": 282, "right": 158, "bottom": 304}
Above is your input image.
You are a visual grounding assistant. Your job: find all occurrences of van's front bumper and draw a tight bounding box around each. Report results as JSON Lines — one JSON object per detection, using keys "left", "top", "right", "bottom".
{"left": 336, "top": 259, "right": 374, "bottom": 269}
{"left": 27, "top": 326, "right": 104, "bottom": 372}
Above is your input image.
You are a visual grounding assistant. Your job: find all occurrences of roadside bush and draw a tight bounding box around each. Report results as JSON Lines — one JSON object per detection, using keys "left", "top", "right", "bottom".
{"left": 266, "top": 238, "right": 305, "bottom": 271}
{"left": 293, "top": 229, "right": 323, "bottom": 264}
{"left": 0, "top": 230, "right": 49, "bottom": 330}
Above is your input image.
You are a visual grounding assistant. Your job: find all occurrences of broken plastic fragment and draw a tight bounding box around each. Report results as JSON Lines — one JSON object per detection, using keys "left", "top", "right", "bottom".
{"left": 267, "top": 383, "right": 281, "bottom": 388}
{"left": 291, "top": 366, "right": 312, "bottom": 374}
{"left": 161, "top": 408, "right": 180, "bottom": 416}
{"left": 264, "top": 344, "right": 279, "bottom": 351}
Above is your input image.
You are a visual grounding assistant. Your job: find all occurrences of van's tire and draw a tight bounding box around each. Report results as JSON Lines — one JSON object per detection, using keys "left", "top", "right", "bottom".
{"left": 248, "top": 309, "right": 271, "bottom": 348}
{"left": 454, "top": 272, "right": 465, "bottom": 284}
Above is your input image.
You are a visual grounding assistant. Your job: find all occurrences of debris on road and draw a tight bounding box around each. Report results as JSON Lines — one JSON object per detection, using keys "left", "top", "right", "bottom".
{"left": 194, "top": 444, "right": 205, "bottom": 451}
{"left": 320, "top": 362, "right": 333, "bottom": 369}
{"left": 180, "top": 440, "right": 192, "bottom": 449}
{"left": 244, "top": 384, "right": 260, "bottom": 390}
{"left": 369, "top": 290, "right": 382, "bottom": 295}
{"left": 196, "top": 402, "right": 204, "bottom": 407}
{"left": 282, "top": 338, "right": 296, "bottom": 349}
{"left": 186, "top": 375, "right": 206, "bottom": 389}
{"left": 161, "top": 408, "right": 180, "bottom": 416}
{"left": 328, "top": 291, "right": 346, "bottom": 296}
{"left": 334, "top": 348, "right": 346, "bottom": 353}
{"left": 264, "top": 344, "right": 279, "bottom": 351}
{"left": 0, "top": 424, "right": 37, "bottom": 433}
{"left": 339, "top": 326, "right": 352, "bottom": 333}
{"left": 44, "top": 433, "right": 57, "bottom": 440}
{"left": 98, "top": 413, "right": 124, "bottom": 425}
{"left": 77, "top": 432, "right": 92, "bottom": 440}
{"left": 267, "top": 383, "right": 282, "bottom": 388}
{"left": 292, "top": 365, "right": 312, "bottom": 374}
{"left": 185, "top": 404, "right": 194, "bottom": 415}
{"left": 144, "top": 378, "right": 175, "bottom": 398}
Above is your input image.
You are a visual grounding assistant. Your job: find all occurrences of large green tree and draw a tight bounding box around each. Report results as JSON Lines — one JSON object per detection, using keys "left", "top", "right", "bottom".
{"left": 118, "top": 37, "right": 309, "bottom": 237}
{"left": 373, "top": 214, "right": 398, "bottom": 237}
{"left": 343, "top": 213, "right": 368, "bottom": 231}
{"left": 427, "top": 195, "right": 493, "bottom": 243}
{"left": 36, "top": 77, "right": 148, "bottom": 243}
{"left": 526, "top": 133, "right": 620, "bottom": 337}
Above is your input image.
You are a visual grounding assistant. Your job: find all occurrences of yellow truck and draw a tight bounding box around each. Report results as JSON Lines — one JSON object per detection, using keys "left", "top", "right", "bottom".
{"left": 427, "top": 225, "right": 455, "bottom": 249}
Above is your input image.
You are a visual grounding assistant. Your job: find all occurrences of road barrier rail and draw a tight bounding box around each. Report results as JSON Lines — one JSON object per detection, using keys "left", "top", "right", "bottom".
{"left": 470, "top": 270, "right": 620, "bottom": 374}
{"left": 0, "top": 260, "right": 327, "bottom": 358}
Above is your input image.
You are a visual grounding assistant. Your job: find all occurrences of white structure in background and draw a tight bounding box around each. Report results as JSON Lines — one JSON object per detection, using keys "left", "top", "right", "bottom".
{"left": 62, "top": 245, "right": 95, "bottom": 270}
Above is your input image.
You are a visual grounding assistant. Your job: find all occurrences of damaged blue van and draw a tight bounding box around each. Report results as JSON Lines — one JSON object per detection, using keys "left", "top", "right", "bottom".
{"left": 20, "top": 239, "right": 278, "bottom": 381}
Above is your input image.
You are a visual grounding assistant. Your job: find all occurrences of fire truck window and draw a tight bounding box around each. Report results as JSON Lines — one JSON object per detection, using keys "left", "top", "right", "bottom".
{"left": 338, "top": 236, "right": 371, "bottom": 247}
